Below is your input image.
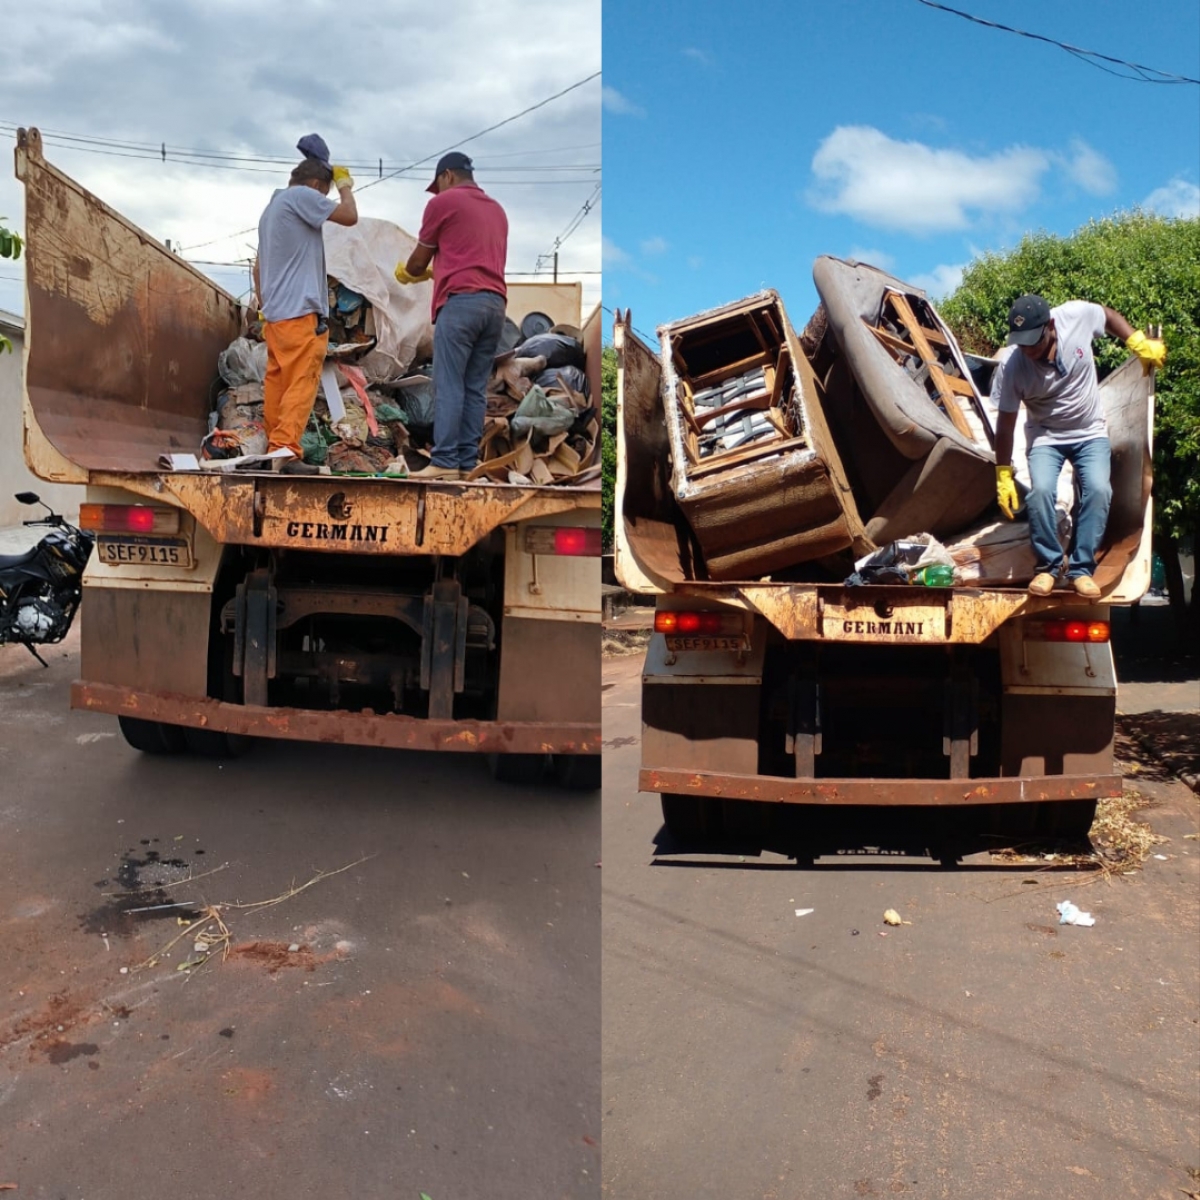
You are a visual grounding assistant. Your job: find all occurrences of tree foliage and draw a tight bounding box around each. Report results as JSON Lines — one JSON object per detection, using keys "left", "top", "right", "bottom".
{"left": 0, "top": 217, "right": 20, "bottom": 354}
{"left": 601, "top": 344, "right": 617, "bottom": 551}
{"left": 939, "top": 212, "right": 1200, "bottom": 542}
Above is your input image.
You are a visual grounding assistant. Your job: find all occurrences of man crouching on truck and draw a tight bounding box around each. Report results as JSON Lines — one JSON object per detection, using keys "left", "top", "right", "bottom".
{"left": 992, "top": 293, "right": 1165, "bottom": 600}
{"left": 252, "top": 138, "right": 358, "bottom": 475}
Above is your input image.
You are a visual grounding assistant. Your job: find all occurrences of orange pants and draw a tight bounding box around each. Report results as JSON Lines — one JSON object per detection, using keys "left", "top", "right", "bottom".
{"left": 263, "top": 315, "right": 328, "bottom": 457}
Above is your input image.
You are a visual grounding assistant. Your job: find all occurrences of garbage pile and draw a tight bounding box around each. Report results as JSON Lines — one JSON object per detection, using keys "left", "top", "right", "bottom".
{"left": 201, "top": 319, "right": 597, "bottom": 485}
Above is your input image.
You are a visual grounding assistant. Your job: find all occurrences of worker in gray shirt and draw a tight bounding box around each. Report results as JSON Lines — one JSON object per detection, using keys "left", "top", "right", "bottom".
{"left": 993, "top": 293, "right": 1165, "bottom": 599}
{"left": 253, "top": 135, "right": 358, "bottom": 474}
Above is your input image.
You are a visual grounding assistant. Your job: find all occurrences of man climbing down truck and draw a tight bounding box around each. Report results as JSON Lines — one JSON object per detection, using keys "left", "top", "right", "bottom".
{"left": 993, "top": 293, "right": 1166, "bottom": 599}
{"left": 252, "top": 133, "right": 358, "bottom": 474}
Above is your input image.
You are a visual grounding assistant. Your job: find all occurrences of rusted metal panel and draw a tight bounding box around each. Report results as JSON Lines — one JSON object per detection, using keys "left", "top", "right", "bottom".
{"left": 1000, "top": 694, "right": 1116, "bottom": 778}
{"left": 672, "top": 582, "right": 1101, "bottom": 646}
{"left": 83, "top": 472, "right": 599, "bottom": 557}
{"left": 72, "top": 682, "right": 600, "bottom": 754}
{"left": 642, "top": 684, "right": 760, "bottom": 774}
{"left": 639, "top": 768, "right": 1122, "bottom": 806}
{"left": 496, "top": 617, "right": 600, "bottom": 724}
{"left": 15, "top": 128, "right": 242, "bottom": 476}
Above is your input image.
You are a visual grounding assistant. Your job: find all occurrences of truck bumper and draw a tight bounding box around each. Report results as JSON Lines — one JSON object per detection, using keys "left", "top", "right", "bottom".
{"left": 73, "top": 682, "right": 599, "bottom": 755}
{"left": 639, "top": 768, "right": 1121, "bottom": 806}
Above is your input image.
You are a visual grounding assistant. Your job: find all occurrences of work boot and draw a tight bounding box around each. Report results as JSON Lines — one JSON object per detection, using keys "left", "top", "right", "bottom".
{"left": 1028, "top": 572, "right": 1057, "bottom": 597}
{"left": 408, "top": 463, "right": 462, "bottom": 481}
{"left": 278, "top": 458, "right": 322, "bottom": 476}
{"left": 1071, "top": 575, "right": 1101, "bottom": 600}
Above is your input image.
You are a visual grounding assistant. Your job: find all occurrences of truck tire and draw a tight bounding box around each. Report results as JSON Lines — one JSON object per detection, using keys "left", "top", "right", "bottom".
{"left": 661, "top": 793, "right": 721, "bottom": 843}
{"left": 553, "top": 754, "right": 601, "bottom": 791}
{"left": 488, "top": 753, "right": 548, "bottom": 785}
{"left": 1036, "top": 799, "right": 1098, "bottom": 841}
{"left": 118, "top": 717, "right": 187, "bottom": 756}
{"left": 183, "top": 728, "right": 253, "bottom": 759}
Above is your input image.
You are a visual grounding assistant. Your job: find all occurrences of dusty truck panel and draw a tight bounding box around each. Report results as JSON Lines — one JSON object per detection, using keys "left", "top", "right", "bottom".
{"left": 15, "top": 127, "right": 241, "bottom": 476}
{"left": 17, "top": 132, "right": 601, "bottom": 765}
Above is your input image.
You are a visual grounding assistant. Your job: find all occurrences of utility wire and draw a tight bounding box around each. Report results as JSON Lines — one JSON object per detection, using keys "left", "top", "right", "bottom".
{"left": 178, "top": 70, "right": 601, "bottom": 253}
{"left": 536, "top": 183, "right": 602, "bottom": 273}
{"left": 915, "top": 0, "right": 1200, "bottom": 84}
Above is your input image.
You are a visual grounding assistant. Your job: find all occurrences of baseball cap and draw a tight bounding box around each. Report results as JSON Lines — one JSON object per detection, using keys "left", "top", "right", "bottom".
{"left": 1007, "top": 294, "right": 1052, "bottom": 345}
{"left": 427, "top": 151, "right": 473, "bottom": 193}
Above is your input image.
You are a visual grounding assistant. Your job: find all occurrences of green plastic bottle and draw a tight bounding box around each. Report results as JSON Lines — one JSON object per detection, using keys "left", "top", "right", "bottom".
{"left": 914, "top": 563, "right": 955, "bottom": 587}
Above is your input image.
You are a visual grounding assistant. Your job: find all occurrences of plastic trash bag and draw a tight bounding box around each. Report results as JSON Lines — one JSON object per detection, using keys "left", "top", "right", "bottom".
{"left": 511, "top": 332, "right": 586, "bottom": 370}
{"left": 510, "top": 385, "right": 576, "bottom": 439}
{"left": 218, "top": 338, "right": 268, "bottom": 387}
{"left": 535, "top": 364, "right": 590, "bottom": 398}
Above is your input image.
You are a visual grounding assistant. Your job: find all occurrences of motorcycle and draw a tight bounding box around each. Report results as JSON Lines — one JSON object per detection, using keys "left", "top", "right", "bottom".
{"left": 0, "top": 492, "right": 94, "bottom": 666}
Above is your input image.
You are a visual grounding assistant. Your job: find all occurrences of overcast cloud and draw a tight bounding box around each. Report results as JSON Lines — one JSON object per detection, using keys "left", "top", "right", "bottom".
{"left": 0, "top": 0, "right": 601, "bottom": 316}
{"left": 806, "top": 126, "right": 1117, "bottom": 236}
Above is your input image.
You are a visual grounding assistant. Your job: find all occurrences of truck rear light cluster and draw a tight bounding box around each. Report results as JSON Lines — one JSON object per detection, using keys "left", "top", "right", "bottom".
{"left": 79, "top": 504, "right": 180, "bottom": 535}
{"left": 523, "top": 526, "right": 603, "bottom": 557}
{"left": 1026, "top": 618, "right": 1110, "bottom": 643}
{"left": 654, "top": 610, "right": 744, "bottom": 636}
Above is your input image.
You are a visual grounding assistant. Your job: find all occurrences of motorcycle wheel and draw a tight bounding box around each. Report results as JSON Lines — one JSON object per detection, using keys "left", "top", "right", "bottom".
{"left": 118, "top": 717, "right": 187, "bottom": 756}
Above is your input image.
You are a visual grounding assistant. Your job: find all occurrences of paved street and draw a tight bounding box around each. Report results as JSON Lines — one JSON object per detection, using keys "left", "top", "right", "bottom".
{"left": 1, "top": 630, "right": 600, "bottom": 1200}
{"left": 602, "top": 650, "right": 1199, "bottom": 1200}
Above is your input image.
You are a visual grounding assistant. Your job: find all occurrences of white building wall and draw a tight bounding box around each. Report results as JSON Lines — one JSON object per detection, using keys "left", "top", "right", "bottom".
{"left": 0, "top": 315, "right": 81, "bottom": 528}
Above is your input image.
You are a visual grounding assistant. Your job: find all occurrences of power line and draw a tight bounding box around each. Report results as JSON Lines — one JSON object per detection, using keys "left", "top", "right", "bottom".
{"left": 535, "top": 183, "right": 602, "bottom": 273}
{"left": 915, "top": 0, "right": 1200, "bottom": 84}
{"left": 178, "top": 70, "right": 601, "bottom": 253}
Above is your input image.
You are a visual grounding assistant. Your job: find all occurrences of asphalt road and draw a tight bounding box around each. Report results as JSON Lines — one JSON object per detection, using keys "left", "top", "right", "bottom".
{"left": 0, "top": 630, "right": 600, "bottom": 1200}
{"left": 601, "top": 650, "right": 1200, "bottom": 1200}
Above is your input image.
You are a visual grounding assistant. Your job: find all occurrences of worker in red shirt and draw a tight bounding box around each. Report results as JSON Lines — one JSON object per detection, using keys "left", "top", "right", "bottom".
{"left": 395, "top": 151, "right": 508, "bottom": 481}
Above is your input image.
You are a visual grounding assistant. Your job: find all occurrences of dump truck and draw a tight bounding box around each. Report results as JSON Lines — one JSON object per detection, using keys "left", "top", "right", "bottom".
{"left": 613, "top": 263, "right": 1154, "bottom": 853}
{"left": 14, "top": 127, "right": 600, "bottom": 784}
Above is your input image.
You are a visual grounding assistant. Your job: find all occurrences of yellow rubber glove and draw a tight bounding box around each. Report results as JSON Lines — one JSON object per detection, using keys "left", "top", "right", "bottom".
{"left": 331, "top": 165, "right": 354, "bottom": 191}
{"left": 996, "top": 465, "right": 1019, "bottom": 520}
{"left": 1125, "top": 330, "right": 1166, "bottom": 373}
{"left": 394, "top": 262, "right": 434, "bottom": 285}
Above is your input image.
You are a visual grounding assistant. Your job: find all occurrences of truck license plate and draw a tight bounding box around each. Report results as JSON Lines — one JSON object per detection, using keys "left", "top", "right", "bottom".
{"left": 665, "top": 636, "right": 748, "bottom": 652}
{"left": 97, "top": 536, "right": 193, "bottom": 568}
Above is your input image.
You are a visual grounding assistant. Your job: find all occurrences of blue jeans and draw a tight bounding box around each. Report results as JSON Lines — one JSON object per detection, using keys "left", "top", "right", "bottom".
{"left": 1026, "top": 437, "right": 1112, "bottom": 578}
{"left": 431, "top": 292, "right": 506, "bottom": 469}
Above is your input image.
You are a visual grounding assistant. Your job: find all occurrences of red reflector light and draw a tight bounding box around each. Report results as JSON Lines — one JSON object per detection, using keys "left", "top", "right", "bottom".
{"left": 79, "top": 504, "right": 179, "bottom": 535}
{"left": 554, "top": 527, "right": 602, "bottom": 557}
{"left": 1027, "top": 618, "right": 1110, "bottom": 643}
{"left": 653, "top": 609, "right": 745, "bottom": 637}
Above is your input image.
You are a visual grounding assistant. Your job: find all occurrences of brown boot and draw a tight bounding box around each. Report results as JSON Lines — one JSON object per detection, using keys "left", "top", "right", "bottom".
{"left": 1071, "top": 575, "right": 1101, "bottom": 600}
{"left": 1028, "top": 573, "right": 1057, "bottom": 597}
{"left": 408, "top": 463, "right": 462, "bottom": 481}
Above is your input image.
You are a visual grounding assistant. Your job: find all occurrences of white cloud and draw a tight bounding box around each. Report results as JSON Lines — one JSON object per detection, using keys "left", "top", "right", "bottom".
{"left": 682, "top": 48, "right": 712, "bottom": 65}
{"left": 602, "top": 86, "right": 645, "bottom": 117}
{"left": 846, "top": 247, "right": 895, "bottom": 271}
{"left": 1142, "top": 178, "right": 1200, "bottom": 218}
{"left": 1058, "top": 138, "right": 1117, "bottom": 195}
{"left": 909, "top": 262, "right": 967, "bottom": 299}
{"left": 687, "top": 255, "right": 703, "bottom": 269}
{"left": 808, "top": 126, "right": 1047, "bottom": 235}
{"left": 603, "top": 237, "right": 631, "bottom": 267}
{"left": 640, "top": 236, "right": 668, "bottom": 256}
{"left": 0, "top": 0, "right": 602, "bottom": 314}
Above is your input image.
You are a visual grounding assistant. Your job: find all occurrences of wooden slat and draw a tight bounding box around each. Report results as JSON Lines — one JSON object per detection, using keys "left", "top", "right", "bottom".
{"left": 688, "top": 434, "right": 808, "bottom": 479}
{"left": 688, "top": 350, "right": 774, "bottom": 390}
{"left": 694, "top": 389, "right": 771, "bottom": 430}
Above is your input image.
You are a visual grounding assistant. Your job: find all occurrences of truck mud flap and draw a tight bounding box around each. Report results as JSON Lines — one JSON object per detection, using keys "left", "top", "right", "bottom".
{"left": 639, "top": 768, "right": 1121, "bottom": 806}
{"left": 72, "top": 682, "right": 599, "bottom": 755}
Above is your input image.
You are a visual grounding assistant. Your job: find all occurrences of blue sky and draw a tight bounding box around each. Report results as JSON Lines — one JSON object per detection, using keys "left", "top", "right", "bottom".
{"left": 601, "top": 0, "right": 1200, "bottom": 343}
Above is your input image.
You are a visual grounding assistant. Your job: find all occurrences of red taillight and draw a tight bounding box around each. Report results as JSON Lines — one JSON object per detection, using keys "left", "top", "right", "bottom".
{"left": 1027, "top": 618, "right": 1110, "bottom": 643}
{"left": 654, "top": 609, "right": 744, "bottom": 637}
{"left": 523, "top": 526, "right": 602, "bottom": 556}
{"left": 79, "top": 504, "right": 180, "bottom": 535}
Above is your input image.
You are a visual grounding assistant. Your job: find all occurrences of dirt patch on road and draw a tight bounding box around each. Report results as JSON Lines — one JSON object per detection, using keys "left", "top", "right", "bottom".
{"left": 229, "top": 941, "right": 320, "bottom": 973}
{"left": 1, "top": 990, "right": 97, "bottom": 1061}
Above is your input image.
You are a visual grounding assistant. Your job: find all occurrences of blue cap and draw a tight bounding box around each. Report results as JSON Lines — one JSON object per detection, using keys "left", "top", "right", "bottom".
{"left": 296, "top": 133, "right": 331, "bottom": 168}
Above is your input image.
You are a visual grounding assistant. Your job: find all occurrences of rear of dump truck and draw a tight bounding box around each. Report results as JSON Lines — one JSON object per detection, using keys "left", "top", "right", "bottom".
{"left": 15, "top": 127, "right": 600, "bottom": 782}
{"left": 613, "top": 289, "right": 1155, "bottom": 849}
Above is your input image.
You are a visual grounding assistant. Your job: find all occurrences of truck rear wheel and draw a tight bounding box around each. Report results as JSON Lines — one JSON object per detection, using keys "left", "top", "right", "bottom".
{"left": 1035, "top": 799, "right": 1098, "bottom": 841}
{"left": 553, "top": 754, "right": 601, "bottom": 791}
{"left": 183, "top": 728, "right": 253, "bottom": 759}
{"left": 488, "top": 753, "right": 548, "bottom": 785}
{"left": 118, "top": 717, "right": 187, "bottom": 756}
{"left": 661, "top": 794, "right": 722, "bottom": 843}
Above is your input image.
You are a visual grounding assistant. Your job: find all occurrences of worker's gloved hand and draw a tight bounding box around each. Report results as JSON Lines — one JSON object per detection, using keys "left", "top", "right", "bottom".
{"left": 995, "top": 465, "right": 1020, "bottom": 520}
{"left": 331, "top": 165, "right": 354, "bottom": 191}
{"left": 394, "top": 262, "right": 433, "bottom": 285}
{"left": 1125, "top": 330, "right": 1167, "bottom": 373}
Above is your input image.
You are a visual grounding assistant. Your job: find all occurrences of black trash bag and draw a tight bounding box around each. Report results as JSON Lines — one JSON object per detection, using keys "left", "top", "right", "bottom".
{"left": 395, "top": 380, "right": 436, "bottom": 431}
{"left": 535, "top": 365, "right": 590, "bottom": 398}
{"left": 511, "top": 332, "right": 586, "bottom": 370}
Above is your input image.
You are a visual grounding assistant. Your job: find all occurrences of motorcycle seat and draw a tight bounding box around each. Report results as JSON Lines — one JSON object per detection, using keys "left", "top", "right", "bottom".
{"left": 0, "top": 546, "right": 41, "bottom": 571}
